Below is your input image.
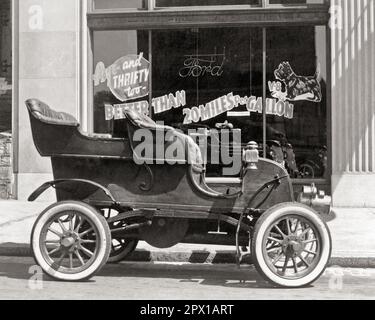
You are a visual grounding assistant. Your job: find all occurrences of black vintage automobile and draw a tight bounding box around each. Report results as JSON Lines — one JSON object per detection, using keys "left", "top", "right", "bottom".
{"left": 26, "top": 99, "right": 332, "bottom": 288}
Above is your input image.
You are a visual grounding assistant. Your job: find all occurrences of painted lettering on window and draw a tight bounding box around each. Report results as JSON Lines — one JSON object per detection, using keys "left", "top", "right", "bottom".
{"left": 93, "top": 53, "right": 150, "bottom": 102}
{"left": 104, "top": 90, "right": 187, "bottom": 120}
{"left": 183, "top": 94, "right": 294, "bottom": 124}
{"left": 179, "top": 48, "right": 225, "bottom": 78}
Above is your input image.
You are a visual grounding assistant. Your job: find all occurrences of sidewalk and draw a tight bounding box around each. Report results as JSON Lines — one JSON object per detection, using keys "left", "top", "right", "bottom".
{"left": 1, "top": 200, "right": 375, "bottom": 268}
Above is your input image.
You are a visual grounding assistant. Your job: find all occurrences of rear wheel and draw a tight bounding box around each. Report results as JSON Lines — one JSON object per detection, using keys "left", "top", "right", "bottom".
{"left": 101, "top": 208, "right": 139, "bottom": 263}
{"left": 31, "top": 201, "right": 111, "bottom": 281}
{"left": 251, "top": 203, "right": 331, "bottom": 288}
{"left": 108, "top": 238, "right": 138, "bottom": 263}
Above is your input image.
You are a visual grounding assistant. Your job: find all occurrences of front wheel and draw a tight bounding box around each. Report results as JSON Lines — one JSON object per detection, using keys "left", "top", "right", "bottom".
{"left": 251, "top": 203, "right": 331, "bottom": 288}
{"left": 31, "top": 201, "right": 111, "bottom": 281}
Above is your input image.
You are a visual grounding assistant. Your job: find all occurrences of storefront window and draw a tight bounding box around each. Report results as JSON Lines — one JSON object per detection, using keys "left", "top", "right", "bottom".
{"left": 93, "top": 0, "right": 147, "bottom": 10}
{"left": 268, "top": 0, "right": 325, "bottom": 4}
{"left": 266, "top": 26, "right": 327, "bottom": 179}
{"left": 152, "top": 28, "right": 262, "bottom": 126}
{"left": 92, "top": 0, "right": 326, "bottom": 10}
{"left": 93, "top": 30, "right": 149, "bottom": 136}
{"left": 90, "top": 12, "right": 328, "bottom": 181}
{"left": 151, "top": 28, "right": 263, "bottom": 176}
{"left": 155, "top": 0, "right": 260, "bottom": 7}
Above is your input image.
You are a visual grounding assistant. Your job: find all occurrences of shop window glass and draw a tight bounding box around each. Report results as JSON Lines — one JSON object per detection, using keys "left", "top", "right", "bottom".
{"left": 152, "top": 28, "right": 263, "bottom": 176}
{"left": 91, "top": 25, "right": 328, "bottom": 180}
{"left": 92, "top": 0, "right": 325, "bottom": 9}
{"left": 268, "top": 0, "right": 326, "bottom": 4}
{"left": 93, "top": 0, "right": 147, "bottom": 10}
{"left": 152, "top": 27, "right": 263, "bottom": 133}
{"left": 92, "top": 30, "right": 149, "bottom": 136}
{"left": 155, "top": 0, "right": 260, "bottom": 7}
{"left": 266, "top": 26, "right": 327, "bottom": 179}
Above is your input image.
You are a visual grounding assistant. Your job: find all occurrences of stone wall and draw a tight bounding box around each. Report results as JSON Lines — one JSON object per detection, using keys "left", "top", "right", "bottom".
{"left": 15, "top": 0, "right": 80, "bottom": 200}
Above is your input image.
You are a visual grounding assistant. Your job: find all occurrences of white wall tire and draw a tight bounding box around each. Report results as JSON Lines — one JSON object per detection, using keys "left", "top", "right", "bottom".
{"left": 251, "top": 203, "right": 331, "bottom": 288}
{"left": 31, "top": 201, "right": 111, "bottom": 281}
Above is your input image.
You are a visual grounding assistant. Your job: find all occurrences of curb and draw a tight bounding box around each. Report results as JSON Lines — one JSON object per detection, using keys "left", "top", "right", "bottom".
{"left": 1, "top": 244, "right": 375, "bottom": 268}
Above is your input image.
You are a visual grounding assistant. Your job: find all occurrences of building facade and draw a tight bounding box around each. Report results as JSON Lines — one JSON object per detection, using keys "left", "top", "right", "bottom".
{"left": 1, "top": 0, "right": 374, "bottom": 206}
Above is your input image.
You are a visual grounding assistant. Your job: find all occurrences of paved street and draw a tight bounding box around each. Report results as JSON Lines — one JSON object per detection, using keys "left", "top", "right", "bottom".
{"left": 0, "top": 257, "right": 374, "bottom": 300}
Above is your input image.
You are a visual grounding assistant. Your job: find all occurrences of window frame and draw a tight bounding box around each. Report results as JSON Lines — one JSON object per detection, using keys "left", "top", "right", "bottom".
{"left": 87, "top": 1, "right": 330, "bottom": 30}
{"left": 85, "top": 0, "right": 332, "bottom": 188}
{"left": 89, "top": 0, "right": 329, "bottom": 13}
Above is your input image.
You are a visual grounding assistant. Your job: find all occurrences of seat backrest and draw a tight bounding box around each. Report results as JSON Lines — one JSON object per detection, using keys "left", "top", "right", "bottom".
{"left": 26, "top": 99, "right": 78, "bottom": 127}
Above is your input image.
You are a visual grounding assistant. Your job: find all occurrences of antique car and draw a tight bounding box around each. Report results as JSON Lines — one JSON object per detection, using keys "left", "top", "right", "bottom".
{"left": 298, "top": 146, "right": 328, "bottom": 179}
{"left": 26, "top": 98, "right": 332, "bottom": 288}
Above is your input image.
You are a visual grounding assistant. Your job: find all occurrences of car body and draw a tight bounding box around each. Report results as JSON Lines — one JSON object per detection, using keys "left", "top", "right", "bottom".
{"left": 26, "top": 98, "right": 332, "bottom": 288}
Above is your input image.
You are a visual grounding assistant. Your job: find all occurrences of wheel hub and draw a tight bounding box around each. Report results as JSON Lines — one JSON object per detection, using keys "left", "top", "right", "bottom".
{"left": 282, "top": 236, "right": 304, "bottom": 257}
{"left": 60, "top": 232, "right": 80, "bottom": 250}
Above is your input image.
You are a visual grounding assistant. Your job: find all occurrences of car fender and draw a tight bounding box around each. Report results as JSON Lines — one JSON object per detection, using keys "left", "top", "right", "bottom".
{"left": 28, "top": 179, "right": 118, "bottom": 203}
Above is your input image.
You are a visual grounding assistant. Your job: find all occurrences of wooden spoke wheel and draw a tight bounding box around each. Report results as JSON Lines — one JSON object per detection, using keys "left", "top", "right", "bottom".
{"left": 100, "top": 208, "right": 139, "bottom": 263}
{"left": 109, "top": 238, "right": 138, "bottom": 263}
{"left": 252, "top": 203, "right": 331, "bottom": 288}
{"left": 31, "top": 201, "right": 111, "bottom": 281}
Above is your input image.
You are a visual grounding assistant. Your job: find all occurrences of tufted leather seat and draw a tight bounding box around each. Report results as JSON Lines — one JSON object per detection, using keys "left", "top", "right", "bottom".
{"left": 25, "top": 99, "right": 78, "bottom": 126}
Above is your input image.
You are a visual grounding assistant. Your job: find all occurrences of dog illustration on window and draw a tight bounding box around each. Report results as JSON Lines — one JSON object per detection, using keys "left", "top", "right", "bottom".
{"left": 271, "top": 62, "right": 322, "bottom": 103}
